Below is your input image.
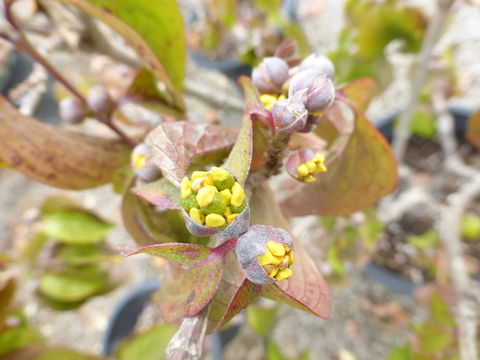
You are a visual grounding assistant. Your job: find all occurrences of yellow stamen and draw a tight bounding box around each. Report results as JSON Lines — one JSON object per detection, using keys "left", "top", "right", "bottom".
{"left": 268, "top": 267, "right": 279, "bottom": 278}
{"left": 204, "top": 175, "right": 214, "bottom": 186}
{"left": 223, "top": 206, "right": 232, "bottom": 217}
{"left": 205, "top": 213, "right": 226, "bottom": 228}
{"left": 132, "top": 154, "right": 146, "bottom": 170}
{"left": 296, "top": 164, "right": 309, "bottom": 177}
{"left": 231, "top": 182, "right": 245, "bottom": 207}
{"left": 191, "top": 171, "right": 208, "bottom": 180}
{"left": 312, "top": 153, "right": 325, "bottom": 163}
{"left": 211, "top": 167, "right": 229, "bottom": 182}
{"left": 220, "top": 189, "right": 232, "bottom": 204}
{"left": 303, "top": 175, "right": 316, "bottom": 183}
{"left": 226, "top": 213, "right": 239, "bottom": 224}
{"left": 260, "top": 94, "right": 278, "bottom": 110}
{"left": 288, "top": 251, "right": 294, "bottom": 265}
{"left": 275, "top": 268, "right": 293, "bottom": 281}
{"left": 306, "top": 161, "right": 316, "bottom": 173}
{"left": 316, "top": 163, "right": 327, "bottom": 173}
{"left": 196, "top": 186, "right": 217, "bottom": 207}
{"left": 258, "top": 250, "right": 282, "bottom": 266}
{"left": 181, "top": 177, "right": 192, "bottom": 199}
{"left": 189, "top": 208, "right": 204, "bottom": 225}
{"left": 266, "top": 241, "right": 286, "bottom": 257}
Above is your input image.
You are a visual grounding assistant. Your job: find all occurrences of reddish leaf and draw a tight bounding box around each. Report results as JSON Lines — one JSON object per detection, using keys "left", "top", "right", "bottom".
{"left": 223, "top": 115, "right": 253, "bottom": 186}
{"left": 156, "top": 257, "right": 224, "bottom": 322}
{"left": 280, "top": 101, "right": 397, "bottom": 216}
{"left": 250, "top": 183, "right": 332, "bottom": 319}
{"left": 52, "top": 0, "right": 185, "bottom": 110}
{"left": 0, "top": 96, "right": 130, "bottom": 190}
{"left": 466, "top": 110, "right": 480, "bottom": 149}
{"left": 147, "top": 122, "right": 238, "bottom": 186}
{"left": 126, "top": 243, "right": 213, "bottom": 266}
{"left": 131, "top": 178, "right": 180, "bottom": 210}
{"left": 337, "top": 78, "right": 377, "bottom": 111}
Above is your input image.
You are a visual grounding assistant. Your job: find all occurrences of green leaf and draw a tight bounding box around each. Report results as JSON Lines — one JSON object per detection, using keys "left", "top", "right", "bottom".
{"left": 52, "top": 0, "right": 186, "bottom": 109}
{"left": 0, "top": 278, "right": 16, "bottom": 311}
{"left": 57, "top": 245, "right": 115, "bottom": 266}
{"left": 388, "top": 346, "right": 412, "bottom": 360}
{"left": 148, "top": 122, "right": 239, "bottom": 186}
{"left": 282, "top": 100, "right": 397, "bottom": 216}
{"left": 116, "top": 324, "right": 177, "bottom": 360}
{"left": 430, "top": 292, "right": 455, "bottom": 327}
{"left": 38, "top": 266, "right": 108, "bottom": 303}
{"left": 266, "top": 339, "right": 288, "bottom": 360}
{"left": 247, "top": 304, "right": 278, "bottom": 336}
{"left": 338, "top": 78, "right": 377, "bottom": 111}
{"left": 407, "top": 230, "right": 437, "bottom": 250}
{"left": 41, "top": 210, "right": 113, "bottom": 245}
{"left": 224, "top": 115, "right": 253, "bottom": 186}
{"left": 410, "top": 110, "right": 436, "bottom": 138}
{"left": 36, "top": 348, "right": 102, "bottom": 360}
{"left": 131, "top": 179, "right": 180, "bottom": 210}
{"left": 466, "top": 110, "right": 480, "bottom": 148}
{"left": 460, "top": 213, "right": 480, "bottom": 241}
{"left": 0, "top": 96, "right": 130, "bottom": 190}
{"left": 0, "top": 327, "right": 44, "bottom": 356}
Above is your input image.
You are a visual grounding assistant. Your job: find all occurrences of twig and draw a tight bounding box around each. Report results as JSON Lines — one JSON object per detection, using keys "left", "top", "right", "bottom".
{"left": 438, "top": 178, "right": 480, "bottom": 360}
{"left": 392, "top": 0, "right": 454, "bottom": 162}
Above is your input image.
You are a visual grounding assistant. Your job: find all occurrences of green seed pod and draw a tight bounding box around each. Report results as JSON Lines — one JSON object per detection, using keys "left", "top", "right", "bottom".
{"left": 200, "top": 192, "right": 227, "bottom": 215}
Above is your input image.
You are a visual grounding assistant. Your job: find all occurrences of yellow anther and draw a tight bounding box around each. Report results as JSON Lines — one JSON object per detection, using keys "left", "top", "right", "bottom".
{"left": 275, "top": 268, "right": 293, "bottom": 281}
{"left": 268, "top": 267, "right": 279, "bottom": 278}
{"left": 260, "top": 94, "right": 278, "bottom": 110}
{"left": 258, "top": 250, "right": 282, "bottom": 266}
{"left": 205, "top": 213, "right": 226, "bottom": 228}
{"left": 266, "top": 241, "right": 286, "bottom": 257}
{"left": 204, "top": 175, "right": 214, "bottom": 186}
{"left": 220, "top": 189, "right": 232, "bottom": 204}
{"left": 316, "top": 163, "right": 327, "bottom": 173}
{"left": 196, "top": 186, "right": 217, "bottom": 207}
{"left": 226, "top": 213, "right": 239, "bottom": 224}
{"left": 211, "top": 167, "right": 229, "bottom": 182}
{"left": 278, "top": 94, "right": 286, "bottom": 101}
{"left": 191, "top": 178, "right": 205, "bottom": 192}
{"left": 310, "top": 112, "right": 323, "bottom": 117}
{"left": 189, "top": 208, "right": 205, "bottom": 225}
{"left": 231, "top": 182, "right": 245, "bottom": 207}
{"left": 303, "top": 175, "right": 316, "bottom": 183}
{"left": 288, "top": 251, "right": 294, "bottom": 265}
{"left": 279, "top": 256, "right": 290, "bottom": 270}
{"left": 181, "top": 177, "right": 192, "bottom": 199}
{"left": 312, "top": 153, "right": 325, "bottom": 163}
{"left": 132, "top": 153, "right": 146, "bottom": 170}
{"left": 296, "top": 164, "right": 309, "bottom": 177}
{"left": 223, "top": 207, "right": 232, "bottom": 217}
{"left": 191, "top": 171, "right": 208, "bottom": 180}
{"left": 306, "top": 161, "right": 316, "bottom": 173}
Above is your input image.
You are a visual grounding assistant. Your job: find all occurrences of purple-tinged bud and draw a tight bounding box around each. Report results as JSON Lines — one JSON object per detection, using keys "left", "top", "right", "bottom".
{"left": 86, "top": 85, "right": 114, "bottom": 115}
{"left": 286, "top": 148, "right": 327, "bottom": 183}
{"left": 271, "top": 95, "right": 308, "bottom": 133}
{"left": 288, "top": 70, "right": 335, "bottom": 114}
{"left": 59, "top": 97, "right": 86, "bottom": 124}
{"left": 252, "top": 57, "right": 289, "bottom": 94}
{"left": 131, "top": 143, "right": 160, "bottom": 182}
{"left": 235, "top": 225, "right": 294, "bottom": 284}
{"left": 298, "top": 114, "right": 322, "bottom": 133}
{"left": 300, "top": 54, "right": 335, "bottom": 79}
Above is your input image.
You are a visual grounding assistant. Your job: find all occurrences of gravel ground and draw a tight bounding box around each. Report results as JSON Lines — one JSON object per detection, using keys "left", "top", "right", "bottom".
{"left": 1, "top": 0, "right": 480, "bottom": 359}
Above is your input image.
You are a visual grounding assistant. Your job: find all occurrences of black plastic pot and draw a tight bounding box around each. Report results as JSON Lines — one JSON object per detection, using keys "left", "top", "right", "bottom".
{"left": 186, "top": 0, "right": 298, "bottom": 83}
{"left": 364, "top": 106, "right": 477, "bottom": 295}
{"left": 102, "top": 280, "right": 237, "bottom": 359}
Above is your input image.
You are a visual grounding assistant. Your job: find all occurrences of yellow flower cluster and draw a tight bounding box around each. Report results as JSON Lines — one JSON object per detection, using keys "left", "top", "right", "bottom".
{"left": 180, "top": 167, "right": 246, "bottom": 229}
{"left": 258, "top": 241, "right": 294, "bottom": 281}
{"left": 296, "top": 153, "right": 327, "bottom": 183}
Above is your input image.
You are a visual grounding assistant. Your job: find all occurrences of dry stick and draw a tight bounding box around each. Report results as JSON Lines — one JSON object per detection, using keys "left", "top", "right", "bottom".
{"left": 438, "top": 179, "right": 480, "bottom": 360}
{"left": 392, "top": 0, "right": 454, "bottom": 162}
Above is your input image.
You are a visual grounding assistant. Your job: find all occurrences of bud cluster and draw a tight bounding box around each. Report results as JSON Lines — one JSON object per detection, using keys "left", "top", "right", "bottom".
{"left": 180, "top": 167, "right": 246, "bottom": 230}
{"left": 286, "top": 149, "right": 327, "bottom": 183}
{"left": 258, "top": 241, "right": 294, "bottom": 281}
{"left": 252, "top": 53, "right": 336, "bottom": 134}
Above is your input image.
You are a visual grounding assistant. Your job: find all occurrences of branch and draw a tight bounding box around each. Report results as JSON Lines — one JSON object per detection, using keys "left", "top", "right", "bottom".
{"left": 438, "top": 178, "right": 480, "bottom": 360}
{"left": 391, "top": 0, "right": 454, "bottom": 162}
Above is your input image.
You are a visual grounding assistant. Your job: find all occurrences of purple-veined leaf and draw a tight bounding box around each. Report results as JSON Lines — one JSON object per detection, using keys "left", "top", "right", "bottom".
{"left": 280, "top": 100, "right": 397, "bottom": 216}
{"left": 125, "top": 243, "right": 213, "bottom": 267}
{"left": 466, "top": 110, "right": 480, "bottom": 149}
{"left": 0, "top": 96, "right": 130, "bottom": 190}
{"left": 147, "top": 122, "right": 238, "bottom": 186}
{"left": 131, "top": 178, "right": 180, "bottom": 210}
{"left": 337, "top": 78, "right": 377, "bottom": 111}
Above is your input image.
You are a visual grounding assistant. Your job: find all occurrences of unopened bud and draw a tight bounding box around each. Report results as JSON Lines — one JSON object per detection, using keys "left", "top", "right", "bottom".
{"left": 271, "top": 96, "right": 308, "bottom": 133}
{"left": 252, "top": 57, "right": 289, "bottom": 94}
{"left": 87, "top": 85, "right": 114, "bottom": 114}
{"left": 288, "top": 70, "right": 335, "bottom": 114}
{"left": 59, "top": 97, "right": 86, "bottom": 124}
{"left": 300, "top": 54, "right": 335, "bottom": 79}
{"left": 131, "top": 143, "right": 160, "bottom": 181}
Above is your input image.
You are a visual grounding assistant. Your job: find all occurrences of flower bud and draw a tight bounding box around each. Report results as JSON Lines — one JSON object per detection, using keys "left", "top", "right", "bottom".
{"left": 252, "top": 57, "right": 289, "bottom": 94}
{"left": 86, "top": 85, "right": 114, "bottom": 115}
{"left": 286, "top": 148, "right": 327, "bottom": 183}
{"left": 235, "top": 225, "right": 294, "bottom": 284}
{"left": 298, "top": 114, "right": 322, "bottom": 133}
{"left": 131, "top": 143, "right": 160, "bottom": 181}
{"left": 59, "top": 97, "right": 86, "bottom": 124}
{"left": 300, "top": 54, "right": 335, "bottom": 79}
{"left": 271, "top": 96, "right": 308, "bottom": 133}
{"left": 180, "top": 167, "right": 249, "bottom": 240}
{"left": 288, "top": 69, "right": 335, "bottom": 114}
